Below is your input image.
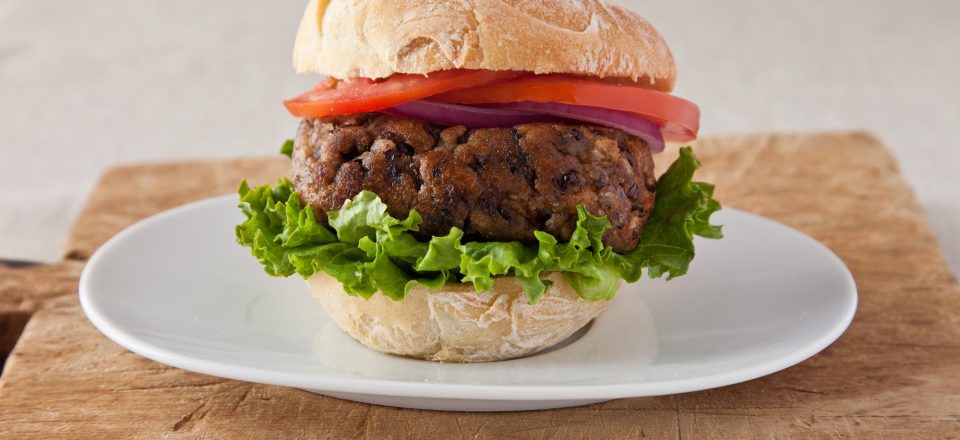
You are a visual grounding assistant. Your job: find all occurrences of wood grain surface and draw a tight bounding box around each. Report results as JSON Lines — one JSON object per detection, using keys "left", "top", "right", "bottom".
{"left": 0, "top": 260, "right": 84, "bottom": 359}
{"left": 1, "top": 133, "right": 958, "bottom": 439}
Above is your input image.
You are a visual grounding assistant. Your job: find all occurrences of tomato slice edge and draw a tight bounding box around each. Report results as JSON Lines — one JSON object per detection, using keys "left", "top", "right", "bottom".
{"left": 284, "top": 70, "right": 521, "bottom": 117}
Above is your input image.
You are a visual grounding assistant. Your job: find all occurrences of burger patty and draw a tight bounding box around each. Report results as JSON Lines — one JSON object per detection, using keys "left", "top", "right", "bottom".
{"left": 292, "top": 113, "right": 656, "bottom": 253}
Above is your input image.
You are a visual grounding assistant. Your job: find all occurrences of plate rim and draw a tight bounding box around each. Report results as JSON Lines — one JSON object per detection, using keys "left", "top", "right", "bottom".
{"left": 79, "top": 195, "right": 858, "bottom": 401}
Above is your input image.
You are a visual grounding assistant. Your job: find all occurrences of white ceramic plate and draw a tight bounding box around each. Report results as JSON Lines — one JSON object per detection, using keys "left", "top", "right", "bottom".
{"left": 80, "top": 196, "right": 856, "bottom": 411}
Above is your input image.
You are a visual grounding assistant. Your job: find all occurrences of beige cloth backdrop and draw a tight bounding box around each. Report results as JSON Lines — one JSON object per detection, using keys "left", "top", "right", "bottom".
{"left": 1, "top": 0, "right": 958, "bottom": 275}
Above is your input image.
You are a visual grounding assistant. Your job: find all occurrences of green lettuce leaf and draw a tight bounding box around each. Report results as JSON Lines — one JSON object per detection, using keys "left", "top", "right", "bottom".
{"left": 279, "top": 139, "right": 294, "bottom": 158}
{"left": 609, "top": 147, "right": 723, "bottom": 280}
{"left": 236, "top": 146, "right": 722, "bottom": 303}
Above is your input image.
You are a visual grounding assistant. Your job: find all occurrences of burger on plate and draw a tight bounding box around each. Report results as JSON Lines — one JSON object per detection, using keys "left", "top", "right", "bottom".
{"left": 236, "top": 0, "right": 722, "bottom": 362}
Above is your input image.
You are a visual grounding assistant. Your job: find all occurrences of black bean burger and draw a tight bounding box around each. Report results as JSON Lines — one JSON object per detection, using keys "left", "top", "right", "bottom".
{"left": 236, "top": 0, "right": 722, "bottom": 362}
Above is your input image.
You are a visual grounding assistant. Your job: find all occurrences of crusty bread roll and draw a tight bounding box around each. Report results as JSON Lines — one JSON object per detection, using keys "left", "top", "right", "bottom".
{"left": 307, "top": 272, "right": 612, "bottom": 362}
{"left": 294, "top": 0, "right": 676, "bottom": 90}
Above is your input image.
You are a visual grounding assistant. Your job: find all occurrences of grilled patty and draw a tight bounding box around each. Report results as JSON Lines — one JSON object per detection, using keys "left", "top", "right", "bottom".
{"left": 291, "top": 113, "right": 656, "bottom": 253}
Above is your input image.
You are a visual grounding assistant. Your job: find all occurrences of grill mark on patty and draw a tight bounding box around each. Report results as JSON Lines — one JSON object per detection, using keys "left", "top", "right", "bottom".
{"left": 424, "top": 123, "right": 445, "bottom": 140}
{"left": 569, "top": 128, "right": 584, "bottom": 141}
{"left": 396, "top": 142, "right": 415, "bottom": 156}
{"left": 468, "top": 153, "right": 486, "bottom": 172}
{"left": 477, "top": 187, "right": 500, "bottom": 214}
{"left": 554, "top": 171, "right": 581, "bottom": 191}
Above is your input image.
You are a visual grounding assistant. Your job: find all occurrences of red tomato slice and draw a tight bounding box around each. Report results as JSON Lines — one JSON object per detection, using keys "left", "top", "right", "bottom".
{"left": 431, "top": 76, "right": 700, "bottom": 141}
{"left": 284, "top": 70, "right": 520, "bottom": 117}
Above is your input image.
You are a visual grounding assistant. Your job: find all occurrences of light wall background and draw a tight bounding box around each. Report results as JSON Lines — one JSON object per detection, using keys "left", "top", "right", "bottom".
{"left": 1, "top": 0, "right": 958, "bottom": 275}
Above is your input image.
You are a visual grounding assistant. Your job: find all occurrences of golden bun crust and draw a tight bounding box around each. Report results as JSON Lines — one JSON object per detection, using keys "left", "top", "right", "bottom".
{"left": 294, "top": 0, "right": 676, "bottom": 90}
{"left": 307, "top": 272, "right": 612, "bottom": 362}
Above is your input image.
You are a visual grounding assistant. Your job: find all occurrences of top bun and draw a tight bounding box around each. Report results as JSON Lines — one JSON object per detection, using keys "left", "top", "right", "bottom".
{"left": 293, "top": 0, "right": 676, "bottom": 90}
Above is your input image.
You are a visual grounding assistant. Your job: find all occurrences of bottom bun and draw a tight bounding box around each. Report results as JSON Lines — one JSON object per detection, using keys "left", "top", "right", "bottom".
{"left": 306, "top": 272, "right": 613, "bottom": 363}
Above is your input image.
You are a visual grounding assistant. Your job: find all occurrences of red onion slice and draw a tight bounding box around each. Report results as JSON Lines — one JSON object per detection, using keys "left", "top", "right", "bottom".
{"left": 383, "top": 100, "right": 665, "bottom": 153}
{"left": 482, "top": 102, "right": 665, "bottom": 153}
{"left": 384, "top": 100, "right": 564, "bottom": 128}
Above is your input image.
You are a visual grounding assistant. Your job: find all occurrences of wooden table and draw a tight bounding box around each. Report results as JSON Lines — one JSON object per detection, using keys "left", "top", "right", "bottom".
{"left": 1, "top": 133, "right": 958, "bottom": 438}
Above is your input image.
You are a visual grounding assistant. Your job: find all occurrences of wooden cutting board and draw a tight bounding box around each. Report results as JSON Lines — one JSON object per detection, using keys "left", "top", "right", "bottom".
{"left": 1, "top": 133, "right": 958, "bottom": 439}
